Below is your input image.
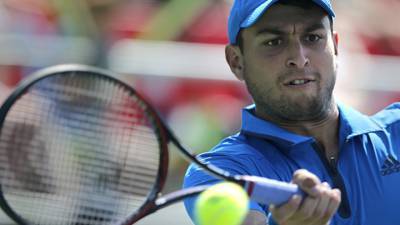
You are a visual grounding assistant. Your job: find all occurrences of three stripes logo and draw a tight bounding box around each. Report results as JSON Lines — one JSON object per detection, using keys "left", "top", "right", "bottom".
{"left": 381, "top": 155, "right": 400, "bottom": 176}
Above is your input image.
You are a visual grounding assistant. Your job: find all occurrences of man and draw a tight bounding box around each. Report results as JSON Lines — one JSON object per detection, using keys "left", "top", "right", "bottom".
{"left": 183, "top": 0, "right": 400, "bottom": 224}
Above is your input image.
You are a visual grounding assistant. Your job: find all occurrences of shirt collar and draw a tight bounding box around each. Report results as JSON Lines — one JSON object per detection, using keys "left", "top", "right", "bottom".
{"left": 241, "top": 105, "right": 313, "bottom": 148}
{"left": 241, "top": 103, "right": 383, "bottom": 147}
{"left": 337, "top": 102, "right": 383, "bottom": 140}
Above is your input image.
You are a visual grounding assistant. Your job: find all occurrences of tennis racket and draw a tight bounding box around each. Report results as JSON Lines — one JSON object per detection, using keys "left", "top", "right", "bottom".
{"left": 0, "top": 64, "right": 302, "bottom": 225}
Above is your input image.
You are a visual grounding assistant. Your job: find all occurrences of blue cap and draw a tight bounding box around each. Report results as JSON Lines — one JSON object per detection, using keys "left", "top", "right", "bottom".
{"left": 228, "top": 0, "right": 335, "bottom": 44}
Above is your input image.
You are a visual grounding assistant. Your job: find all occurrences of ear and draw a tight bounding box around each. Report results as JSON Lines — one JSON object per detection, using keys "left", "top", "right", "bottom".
{"left": 225, "top": 45, "right": 244, "bottom": 81}
{"left": 332, "top": 31, "right": 339, "bottom": 56}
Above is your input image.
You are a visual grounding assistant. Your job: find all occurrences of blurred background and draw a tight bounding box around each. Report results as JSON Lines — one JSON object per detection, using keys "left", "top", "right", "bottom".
{"left": 0, "top": 0, "right": 400, "bottom": 224}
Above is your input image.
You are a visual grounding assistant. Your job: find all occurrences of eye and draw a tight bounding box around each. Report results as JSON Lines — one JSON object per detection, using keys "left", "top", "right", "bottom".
{"left": 305, "top": 34, "right": 322, "bottom": 43}
{"left": 264, "top": 38, "right": 283, "bottom": 47}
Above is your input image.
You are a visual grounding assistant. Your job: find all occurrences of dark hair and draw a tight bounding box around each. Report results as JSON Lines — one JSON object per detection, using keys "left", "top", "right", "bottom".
{"left": 236, "top": 0, "right": 334, "bottom": 50}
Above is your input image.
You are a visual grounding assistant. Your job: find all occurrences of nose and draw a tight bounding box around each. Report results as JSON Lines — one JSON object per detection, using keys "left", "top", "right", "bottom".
{"left": 285, "top": 41, "right": 310, "bottom": 69}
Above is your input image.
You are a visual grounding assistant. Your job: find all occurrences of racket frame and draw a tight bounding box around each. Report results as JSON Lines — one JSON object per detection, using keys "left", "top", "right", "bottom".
{"left": 0, "top": 65, "right": 170, "bottom": 225}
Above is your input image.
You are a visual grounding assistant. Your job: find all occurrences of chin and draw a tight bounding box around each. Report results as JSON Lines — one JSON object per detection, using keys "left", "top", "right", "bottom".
{"left": 293, "top": 98, "right": 332, "bottom": 119}
{"left": 276, "top": 97, "right": 329, "bottom": 120}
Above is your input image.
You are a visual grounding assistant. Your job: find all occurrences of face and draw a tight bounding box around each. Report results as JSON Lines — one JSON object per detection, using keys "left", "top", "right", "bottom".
{"left": 226, "top": 4, "right": 339, "bottom": 122}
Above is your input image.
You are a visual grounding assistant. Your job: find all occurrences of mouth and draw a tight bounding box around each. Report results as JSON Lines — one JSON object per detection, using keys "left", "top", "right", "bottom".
{"left": 284, "top": 78, "right": 316, "bottom": 86}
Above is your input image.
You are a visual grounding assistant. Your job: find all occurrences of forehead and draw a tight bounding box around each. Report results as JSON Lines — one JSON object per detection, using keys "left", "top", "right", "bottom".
{"left": 246, "top": 3, "right": 330, "bottom": 33}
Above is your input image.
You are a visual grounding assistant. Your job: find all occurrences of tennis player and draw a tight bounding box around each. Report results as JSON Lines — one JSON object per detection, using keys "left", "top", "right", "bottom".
{"left": 183, "top": 0, "right": 400, "bottom": 224}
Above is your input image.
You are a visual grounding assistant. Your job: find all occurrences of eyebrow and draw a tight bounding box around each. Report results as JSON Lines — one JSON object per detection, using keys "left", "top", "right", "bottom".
{"left": 255, "top": 23, "right": 327, "bottom": 36}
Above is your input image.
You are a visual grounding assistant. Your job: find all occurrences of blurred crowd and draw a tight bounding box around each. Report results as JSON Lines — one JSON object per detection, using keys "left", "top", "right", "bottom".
{"left": 1, "top": 0, "right": 400, "bottom": 66}
{"left": 334, "top": 0, "right": 400, "bottom": 55}
{"left": 0, "top": 0, "right": 400, "bottom": 170}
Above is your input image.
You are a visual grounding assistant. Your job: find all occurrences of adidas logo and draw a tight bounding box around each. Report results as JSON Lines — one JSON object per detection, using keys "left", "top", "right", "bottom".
{"left": 380, "top": 155, "right": 400, "bottom": 176}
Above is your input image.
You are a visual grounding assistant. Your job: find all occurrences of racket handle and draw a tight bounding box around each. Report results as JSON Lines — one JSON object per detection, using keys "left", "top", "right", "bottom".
{"left": 242, "top": 175, "right": 304, "bottom": 206}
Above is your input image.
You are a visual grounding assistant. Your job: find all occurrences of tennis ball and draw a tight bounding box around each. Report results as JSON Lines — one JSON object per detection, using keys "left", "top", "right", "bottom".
{"left": 195, "top": 182, "right": 249, "bottom": 225}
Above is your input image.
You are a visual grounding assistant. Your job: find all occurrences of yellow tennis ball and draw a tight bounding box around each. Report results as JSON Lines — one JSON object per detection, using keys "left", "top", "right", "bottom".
{"left": 195, "top": 182, "right": 249, "bottom": 225}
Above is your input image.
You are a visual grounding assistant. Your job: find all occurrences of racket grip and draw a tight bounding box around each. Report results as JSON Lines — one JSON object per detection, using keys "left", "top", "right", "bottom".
{"left": 242, "top": 175, "right": 304, "bottom": 206}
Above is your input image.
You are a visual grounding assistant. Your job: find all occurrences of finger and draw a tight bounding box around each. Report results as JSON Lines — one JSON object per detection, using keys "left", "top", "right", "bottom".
{"left": 322, "top": 181, "right": 331, "bottom": 188}
{"left": 292, "top": 169, "right": 321, "bottom": 197}
{"left": 295, "top": 194, "right": 320, "bottom": 221}
{"left": 312, "top": 182, "right": 332, "bottom": 220}
{"left": 309, "top": 187, "right": 341, "bottom": 225}
{"left": 269, "top": 194, "right": 302, "bottom": 223}
{"left": 322, "top": 188, "right": 341, "bottom": 222}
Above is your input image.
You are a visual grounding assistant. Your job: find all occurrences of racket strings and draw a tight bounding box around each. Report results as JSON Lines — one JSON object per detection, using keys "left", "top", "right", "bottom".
{"left": 0, "top": 116, "right": 159, "bottom": 195}
{"left": 10, "top": 88, "right": 151, "bottom": 132}
{"left": 0, "top": 74, "right": 161, "bottom": 225}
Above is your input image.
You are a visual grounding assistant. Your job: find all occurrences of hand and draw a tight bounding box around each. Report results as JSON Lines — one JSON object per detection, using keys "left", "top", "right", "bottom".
{"left": 269, "top": 169, "right": 341, "bottom": 225}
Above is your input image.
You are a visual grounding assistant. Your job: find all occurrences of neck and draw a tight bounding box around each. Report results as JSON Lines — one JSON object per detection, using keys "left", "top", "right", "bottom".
{"left": 278, "top": 107, "right": 338, "bottom": 138}
{"left": 255, "top": 101, "right": 340, "bottom": 158}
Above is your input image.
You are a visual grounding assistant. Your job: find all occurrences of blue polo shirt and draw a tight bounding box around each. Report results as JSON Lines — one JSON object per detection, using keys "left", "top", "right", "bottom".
{"left": 183, "top": 103, "right": 400, "bottom": 225}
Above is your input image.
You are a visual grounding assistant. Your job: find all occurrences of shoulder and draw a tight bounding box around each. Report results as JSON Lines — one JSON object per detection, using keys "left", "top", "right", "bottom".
{"left": 371, "top": 103, "right": 400, "bottom": 129}
{"left": 184, "top": 132, "right": 282, "bottom": 186}
{"left": 186, "top": 133, "right": 271, "bottom": 177}
{"left": 207, "top": 133, "right": 266, "bottom": 159}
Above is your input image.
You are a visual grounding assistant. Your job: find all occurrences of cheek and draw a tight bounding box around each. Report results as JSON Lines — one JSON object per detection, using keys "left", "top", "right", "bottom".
{"left": 244, "top": 51, "right": 283, "bottom": 76}
{"left": 243, "top": 61, "right": 279, "bottom": 88}
{"left": 312, "top": 48, "right": 337, "bottom": 72}
{"left": 323, "top": 40, "right": 338, "bottom": 66}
